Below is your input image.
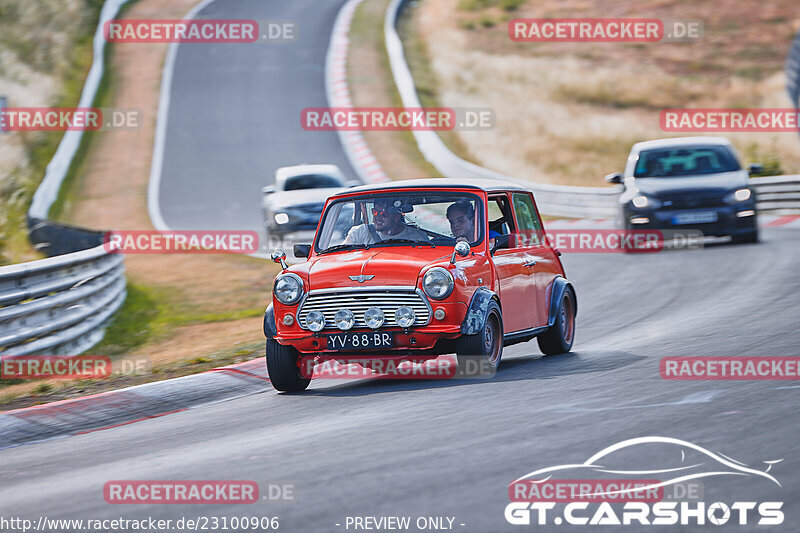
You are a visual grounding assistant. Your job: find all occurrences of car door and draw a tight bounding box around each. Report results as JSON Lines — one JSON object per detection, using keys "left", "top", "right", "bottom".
{"left": 487, "top": 194, "right": 530, "bottom": 333}
{"left": 511, "top": 192, "right": 557, "bottom": 329}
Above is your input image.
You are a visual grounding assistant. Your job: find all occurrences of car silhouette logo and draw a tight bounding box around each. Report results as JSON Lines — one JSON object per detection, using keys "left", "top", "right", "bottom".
{"left": 511, "top": 436, "right": 782, "bottom": 499}
{"left": 349, "top": 275, "right": 375, "bottom": 283}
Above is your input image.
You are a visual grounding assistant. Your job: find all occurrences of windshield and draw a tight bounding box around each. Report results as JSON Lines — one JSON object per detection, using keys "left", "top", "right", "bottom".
{"left": 314, "top": 192, "right": 484, "bottom": 253}
{"left": 634, "top": 146, "right": 740, "bottom": 178}
{"left": 284, "top": 174, "right": 343, "bottom": 191}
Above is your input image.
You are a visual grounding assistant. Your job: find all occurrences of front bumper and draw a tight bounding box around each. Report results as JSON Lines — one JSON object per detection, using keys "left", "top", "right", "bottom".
{"left": 624, "top": 203, "right": 757, "bottom": 236}
{"left": 275, "top": 326, "right": 462, "bottom": 355}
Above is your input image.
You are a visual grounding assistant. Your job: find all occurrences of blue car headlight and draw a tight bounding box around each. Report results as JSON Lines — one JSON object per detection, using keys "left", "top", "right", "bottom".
{"left": 724, "top": 188, "right": 752, "bottom": 204}
{"left": 630, "top": 195, "right": 661, "bottom": 209}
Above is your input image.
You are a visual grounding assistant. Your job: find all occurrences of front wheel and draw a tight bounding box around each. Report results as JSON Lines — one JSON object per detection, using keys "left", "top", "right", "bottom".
{"left": 266, "top": 339, "right": 310, "bottom": 392}
{"left": 537, "top": 288, "right": 576, "bottom": 355}
{"left": 731, "top": 229, "right": 758, "bottom": 244}
{"left": 456, "top": 300, "right": 503, "bottom": 374}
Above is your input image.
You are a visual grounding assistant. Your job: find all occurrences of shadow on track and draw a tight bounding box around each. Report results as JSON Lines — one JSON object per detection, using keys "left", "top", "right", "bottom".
{"left": 296, "top": 350, "right": 645, "bottom": 397}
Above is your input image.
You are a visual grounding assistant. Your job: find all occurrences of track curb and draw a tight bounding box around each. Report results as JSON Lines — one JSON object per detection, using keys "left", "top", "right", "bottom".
{"left": 0, "top": 359, "right": 268, "bottom": 450}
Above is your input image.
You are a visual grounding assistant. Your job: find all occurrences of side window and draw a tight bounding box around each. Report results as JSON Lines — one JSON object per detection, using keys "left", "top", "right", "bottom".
{"left": 512, "top": 193, "right": 543, "bottom": 247}
{"left": 488, "top": 196, "right": 514, "bottom": 234}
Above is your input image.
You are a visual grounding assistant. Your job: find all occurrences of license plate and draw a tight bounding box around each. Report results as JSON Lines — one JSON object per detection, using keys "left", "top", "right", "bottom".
{"left": 672, "top": 211, "right": 718, "bottom": 225}
{"left": 326, "top": 332, "right": 394, "bottom": 350}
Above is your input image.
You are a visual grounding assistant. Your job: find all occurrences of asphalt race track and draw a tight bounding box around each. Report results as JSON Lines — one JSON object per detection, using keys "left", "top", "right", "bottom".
{"left": 1, "top": 228, "right": 799, "bottom": 532}
{"left": 154, "top": 0, "right": 356, "bottom": 232}
{"left": 3, "top": 0, "right": 798, "bottom": 532}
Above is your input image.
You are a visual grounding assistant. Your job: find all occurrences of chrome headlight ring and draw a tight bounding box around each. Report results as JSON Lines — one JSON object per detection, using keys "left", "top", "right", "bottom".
{"left": 423, "top": 267, "right": 454, "bottom": 300}
{"left": 273, "top": 273, "right": 304, "bottom": 305}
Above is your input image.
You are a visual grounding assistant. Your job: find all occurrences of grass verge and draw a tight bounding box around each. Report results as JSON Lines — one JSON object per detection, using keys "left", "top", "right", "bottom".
{"left": 0, "top": 0, "right": 115, "bottom": 265}
{"left": 94, "top": 282, "right": 265, "bottom": 357}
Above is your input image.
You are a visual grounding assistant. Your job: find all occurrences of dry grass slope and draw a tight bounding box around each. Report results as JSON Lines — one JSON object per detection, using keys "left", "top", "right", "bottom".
{"left": 411, "top": 0, "right": 800, "bottom": 187}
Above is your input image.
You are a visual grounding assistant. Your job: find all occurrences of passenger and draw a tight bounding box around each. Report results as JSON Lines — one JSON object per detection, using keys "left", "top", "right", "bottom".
{"left": 446, "top": 201, "right": 499, "bottom": 243}
{"left": 344, "top": 198, "right": 429, "bottom": 245}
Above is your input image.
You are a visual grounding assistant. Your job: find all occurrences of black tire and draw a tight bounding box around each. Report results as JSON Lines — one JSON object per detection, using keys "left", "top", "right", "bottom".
{"left": 731, "top": 230, "right": 758, "bottom": 244}
{"left": 537, "top": 288, "right": 576, "bottom": 355}
{"left": 266, "top": 339, "right": 310, "bottom": 392}
{"left": 456, "top": 300, "right": 503, "bottom": 374}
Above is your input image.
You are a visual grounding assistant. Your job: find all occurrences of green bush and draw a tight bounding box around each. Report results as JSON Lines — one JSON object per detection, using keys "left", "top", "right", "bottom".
{"left": 479, "top": 14, "right": 497, "bottom": 28}
{"left": 745, "top": 143, "right": 784, "bottom": 176}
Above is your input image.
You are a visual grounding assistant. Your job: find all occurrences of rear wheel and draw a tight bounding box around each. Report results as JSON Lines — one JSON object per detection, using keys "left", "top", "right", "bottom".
{"left": 456, "top": 301, "right": 503, "bottom": 374}
{"left": 266, "top": 339, "right": 310, "bottom": 392}
{"left": 537, "top": 288, "right": 576, "bottom": 355}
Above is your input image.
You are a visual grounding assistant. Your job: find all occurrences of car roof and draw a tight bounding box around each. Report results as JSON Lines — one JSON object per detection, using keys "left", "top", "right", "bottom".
{"left": 631, "top": 136, "right": 732, "bottom": 154}
{"left": 340, "top": 177, "right": 530, "bottom": 196}
{"left": 275, "top": 164, "right": 344, "bottom": 181}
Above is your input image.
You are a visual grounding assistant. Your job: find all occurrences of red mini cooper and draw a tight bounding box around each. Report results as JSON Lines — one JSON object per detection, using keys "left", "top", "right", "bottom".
{"left": 264, "top": 179, "right": 576, "bottom": 391}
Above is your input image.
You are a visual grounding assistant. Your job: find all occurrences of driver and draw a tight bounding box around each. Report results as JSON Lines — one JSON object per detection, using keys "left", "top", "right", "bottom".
{"left": 344, "top": 198, "right": 429, "bottom": 245}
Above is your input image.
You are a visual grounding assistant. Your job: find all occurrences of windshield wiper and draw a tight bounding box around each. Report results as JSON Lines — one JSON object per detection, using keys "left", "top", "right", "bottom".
{"left": 319, "top": 243, "right": 368, "bottom": 254}
{"left": 372, "top": 238, "right": 435, "bottom": 248}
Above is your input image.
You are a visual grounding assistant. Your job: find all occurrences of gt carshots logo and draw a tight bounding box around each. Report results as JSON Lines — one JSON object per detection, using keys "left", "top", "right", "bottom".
{"left": 505, "top": 437, "right": 784, "bottom": 526}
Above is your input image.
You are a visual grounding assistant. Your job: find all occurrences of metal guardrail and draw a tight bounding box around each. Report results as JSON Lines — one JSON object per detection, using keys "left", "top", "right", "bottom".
{"left": 3, "top": 0, "right": 132, "bottom": 358}
{"left": 752, "top": 175, "right": 800, "bottom": 213}
{"left": 0, "top": 241, "right": 126, "bottom": 357}
{"left": 384, "top": 0, "right": 800, "bottom": 217}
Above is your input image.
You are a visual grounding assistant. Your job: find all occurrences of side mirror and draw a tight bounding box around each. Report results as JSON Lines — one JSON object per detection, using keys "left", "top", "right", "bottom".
{"left": 604, "top": 172, "right": 623, "bottom": 184}
{"left": 293, "top": 243, "right": 311, "bottom": 258}
{"left": 262, "top": 185, "right": 276, "bottom": 194}
{"left": 748, "top": 163, "right": 763, "bottom": 175}
{"left": 450, "top": 240, "right": 470, "bottom": 263}
{"left": 490, "top": 234, "right": 511, "bottom": 255}
{"left": 270, "top": 249, "right": 288, "bottom": 270}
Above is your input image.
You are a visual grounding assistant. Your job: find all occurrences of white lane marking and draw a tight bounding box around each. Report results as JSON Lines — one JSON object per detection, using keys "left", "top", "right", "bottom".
{"left": 544, "top": 389, "right": 726, "bottom": 413}
{"left": 325, "top": 0, "right": 390, "bottom": 184}
{"left": 147, "top": 0, "right": 217, "bottom": 232}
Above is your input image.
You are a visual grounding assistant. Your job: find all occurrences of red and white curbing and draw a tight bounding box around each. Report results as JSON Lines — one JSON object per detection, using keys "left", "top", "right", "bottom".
{"left": 0, "top": 359, "right": 268, "bottom": 450}
{"left": 326, "top": 0, "right": 390, "bottom": 184}
{"left": 545, "top": 214, "right": 800, "bottom": 229}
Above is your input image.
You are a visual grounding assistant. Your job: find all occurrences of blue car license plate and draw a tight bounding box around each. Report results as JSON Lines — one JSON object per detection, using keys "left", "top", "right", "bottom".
{"left": 326, "top": 332, "right": 394, "bottom": 350}
{"left": 672, "top": 211, "right": 718, "bottom": 225}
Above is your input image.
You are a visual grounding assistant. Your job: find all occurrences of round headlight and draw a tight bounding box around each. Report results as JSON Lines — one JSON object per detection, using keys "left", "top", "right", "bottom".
{"left": 632, "top": 195, "right": 649, "bottom": 208}
{"left": 273, "top": 273, "right": 303, "bottom": 305}
{"left": 305, "top": 310, "right": 325, "bottom": 332}
{"left": 423, "top": 267, "right": 454, "bottom": 300}
{"left": 395, "top": 306, "right": 416, "bottom": 328}
{"left": 724, "top": 188, "right": 753, "bottom": 204}
{"left": 364, "top": 307, "right": 385, "bottom": 329}
{"left": 334, "top": 309, "right": 355, "bottom": 330}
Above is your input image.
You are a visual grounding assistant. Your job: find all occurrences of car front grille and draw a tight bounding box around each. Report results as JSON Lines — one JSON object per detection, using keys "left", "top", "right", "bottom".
{"left": 659, "top": 193, "right": 725, "bottom": 209}
{"left": 297, "top": 288, "right": 431, "bottom": 330}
